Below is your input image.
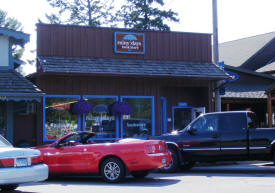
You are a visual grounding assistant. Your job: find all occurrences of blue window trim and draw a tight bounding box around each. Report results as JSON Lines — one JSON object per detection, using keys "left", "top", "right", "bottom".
{"left": 83, "top": 95, "right": 119, "bottom": 140}
{"left": 114, "top": 32, "right": 145, "bottom": 55}
{"left": 172, "top": 105, "right": 194, "bottom": 130}
{"left": 160, "top": 97, "right": 167, "bottom": 134}
{"left": 120, "top": 96, "right": 155, "bottom": 138}
{"left": 43, "top": 95, "right": 81, "bottom": 142}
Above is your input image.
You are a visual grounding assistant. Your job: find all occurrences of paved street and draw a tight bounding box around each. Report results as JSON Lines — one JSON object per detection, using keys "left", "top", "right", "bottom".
{"left": 14, "top": 162, "right": 275, "bottom": 193}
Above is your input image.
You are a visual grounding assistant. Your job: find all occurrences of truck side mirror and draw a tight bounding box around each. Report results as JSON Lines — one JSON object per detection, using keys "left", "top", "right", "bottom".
{"left": 188, "top": 127, "right": 196, "bottom": 135}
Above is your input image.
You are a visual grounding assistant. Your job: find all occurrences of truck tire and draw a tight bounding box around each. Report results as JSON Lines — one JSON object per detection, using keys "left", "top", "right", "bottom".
{"left": 180, "top": 161, "right": 195, "bottom": 171}
{"left": 160, "top": 147, "right": 179, "bottom": 173}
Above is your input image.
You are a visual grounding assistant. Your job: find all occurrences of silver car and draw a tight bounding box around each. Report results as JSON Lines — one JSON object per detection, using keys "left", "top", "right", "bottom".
{"left": 0, "top": 135, "right": 48, "bottom": 191}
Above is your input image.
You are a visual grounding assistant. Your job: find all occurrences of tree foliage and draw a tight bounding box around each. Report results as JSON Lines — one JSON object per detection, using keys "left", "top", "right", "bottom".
{"left": 119, "top": 0, "right": 179, "bottom": 31}
{"left": 0, "top": 9, "right": 23, "bottom": 30}
{"left": 0, "top": 9, "right": 24, "bottom": 59}
{"left": 44, "top": 0, "right": 116, "bottom": 27}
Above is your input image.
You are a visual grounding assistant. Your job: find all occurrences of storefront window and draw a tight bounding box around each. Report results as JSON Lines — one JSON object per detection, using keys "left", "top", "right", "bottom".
{"left": 121, "top": 96, "right": 154, "bottom": 138}
{"left": 44, "top": 96, "right": 80, "bottom": 141}
{"left": 0, "top": 102, "right": 7, "bottom": 138}
{"left": 84, "top": 96, "right": 118, "bottom": 139}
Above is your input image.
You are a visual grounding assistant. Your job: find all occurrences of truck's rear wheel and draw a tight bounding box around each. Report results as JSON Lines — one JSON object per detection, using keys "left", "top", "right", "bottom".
{"left": 180, "top": 161, "right": 195, "bottom": 171}
{"left": 160, "top": 147, "right": 179, "bottom": 173}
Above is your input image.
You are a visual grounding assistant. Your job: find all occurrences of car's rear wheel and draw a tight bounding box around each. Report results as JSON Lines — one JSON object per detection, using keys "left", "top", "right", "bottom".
{"left": 0, "top": 184, "right": 19, "bottom": 191}
{"left": 131, "top": 170, "right": 149, "bottom": 178}
{"left": 100, "top": 157, "right": 125, "bottom": 183}
{"left": 160, "top": 147, "right": 179, "bottom": 173}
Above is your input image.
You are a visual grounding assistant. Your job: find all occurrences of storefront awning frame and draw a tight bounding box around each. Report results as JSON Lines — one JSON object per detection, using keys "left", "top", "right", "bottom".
{"left": 0, "top": 93, "right": 44, "bottom": 102}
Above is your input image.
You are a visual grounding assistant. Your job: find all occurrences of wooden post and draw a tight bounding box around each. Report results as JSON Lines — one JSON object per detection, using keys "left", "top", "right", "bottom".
{"left": 267, "top": 92, "right": 272, "bottom": 128}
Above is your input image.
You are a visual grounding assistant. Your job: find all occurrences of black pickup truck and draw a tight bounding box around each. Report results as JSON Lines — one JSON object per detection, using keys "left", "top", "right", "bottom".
{"left": 152, "top": 111, "right": 275, "bottom": 172}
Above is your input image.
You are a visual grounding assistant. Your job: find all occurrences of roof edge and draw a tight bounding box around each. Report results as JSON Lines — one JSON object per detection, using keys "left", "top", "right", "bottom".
{"left": 225, "top": 65, "right": 275, "bottom": 80}
{"left": 0, "top": 27, "right": 30, "bottom": 45}
{"left": 36, "top": 23, "right": 212, "bottom": 36}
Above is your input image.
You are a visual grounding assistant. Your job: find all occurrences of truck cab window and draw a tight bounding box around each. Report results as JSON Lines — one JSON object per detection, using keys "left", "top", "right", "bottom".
{"left": 191, "top": 115, "right": 218, "bottom": 133}
{"left": 247, "top": 112, "right": 259, "bottom": 129}
{"left": 220, "top": 113, "right": 247, "bottom": 132}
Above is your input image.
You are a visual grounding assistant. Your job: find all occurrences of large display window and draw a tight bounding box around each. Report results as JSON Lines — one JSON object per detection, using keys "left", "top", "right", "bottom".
{"left": 83, "top": 96, "right": 118, "bottom": 140}
{"left": 43, "top": 95, "right": 80, "bottom": 141}
{"left": 121, "top": 96, "right": 154, "bottom": 138}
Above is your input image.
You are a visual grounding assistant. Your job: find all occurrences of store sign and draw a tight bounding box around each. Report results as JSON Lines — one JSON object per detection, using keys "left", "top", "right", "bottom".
{"left": 114, "top": 32, "right": 145, "bottom": 54}
{"left": 126, "top": 123, "right": 146, "bottom": 128}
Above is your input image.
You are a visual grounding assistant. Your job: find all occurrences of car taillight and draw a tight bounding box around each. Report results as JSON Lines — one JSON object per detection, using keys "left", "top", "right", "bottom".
{"left": 31, "top": 155, "right": 43, "bottom": 165}
{"left": 145, "top": 143, "right": 165, "bottom": 154}
{"left": 0, "top": 158, "right": 14, "bottom": 167}
{"left": 145, "top": 144, "right": 156, "bottom": 154}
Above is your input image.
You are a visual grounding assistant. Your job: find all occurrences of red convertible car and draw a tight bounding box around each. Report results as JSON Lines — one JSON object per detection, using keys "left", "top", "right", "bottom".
{"left": 34, "top": 131, "right": 171, "bottom": 183}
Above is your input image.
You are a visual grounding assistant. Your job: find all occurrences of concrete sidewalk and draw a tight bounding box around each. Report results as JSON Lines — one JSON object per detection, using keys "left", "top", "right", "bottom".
{"left": 191, "top": 161, "right": 275, "bottom": 173}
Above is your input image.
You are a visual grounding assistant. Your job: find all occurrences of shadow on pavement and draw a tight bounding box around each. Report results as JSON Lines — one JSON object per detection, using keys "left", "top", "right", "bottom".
{"left": 20, "top": 175, "right": 180, "bottom": 188}
{"left": 0, "top": 189, "right": 35, "bottom": 193}
{"left": 18, "top": 161, "right": 275, "bottom": 191}
{"left": 151, "top": 161, "right": 275, "bottom": 178}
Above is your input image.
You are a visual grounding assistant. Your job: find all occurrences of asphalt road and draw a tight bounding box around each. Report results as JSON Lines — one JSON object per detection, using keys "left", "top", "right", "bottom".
{"left": 13, "top": 161, "right": 275, "bottom": 193}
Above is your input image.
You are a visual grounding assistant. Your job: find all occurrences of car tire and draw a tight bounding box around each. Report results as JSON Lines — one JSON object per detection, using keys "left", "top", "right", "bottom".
{"left": 160, "top": 147, "right": 179, "bottom": 173}
{"left": 180, "top": 161, "right": 195, "bottom": 171}
{"left": 0, "top": 184, "right": 19, "bottom": 191}
{"left": 100, "top": 157, "right": 125, "bottom": 183}
{"left": 131, "top": 170, "right": 149, "bottom": 178}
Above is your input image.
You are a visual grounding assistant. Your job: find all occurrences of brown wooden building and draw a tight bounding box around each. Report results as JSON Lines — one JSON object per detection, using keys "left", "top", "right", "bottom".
{"left": 30, "top": 24, "right": 227, "bottom": 145}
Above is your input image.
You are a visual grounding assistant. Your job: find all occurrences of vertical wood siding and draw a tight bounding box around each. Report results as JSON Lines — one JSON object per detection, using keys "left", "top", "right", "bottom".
{"left": 37, "top": 24, "right": 212, "bottom": 63}
{"left": 36, "top": 75, "right": 213, "bottom": 135}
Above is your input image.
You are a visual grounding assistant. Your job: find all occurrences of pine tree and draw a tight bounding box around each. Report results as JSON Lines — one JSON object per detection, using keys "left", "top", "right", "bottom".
{"left": 44, "top": 0, "right": 117, "bottom": 27}
{"left": 119, "top": 0, "right": 179, "bottom": 31}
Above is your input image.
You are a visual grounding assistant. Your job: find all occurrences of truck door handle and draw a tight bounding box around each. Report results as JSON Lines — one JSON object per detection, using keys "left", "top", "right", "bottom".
{"left": 212, "top": 134, "right": 219, "bottom": 138}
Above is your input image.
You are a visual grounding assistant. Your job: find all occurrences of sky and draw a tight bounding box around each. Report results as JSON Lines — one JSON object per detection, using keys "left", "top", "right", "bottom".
{"left": 1, "top": 0, "right": 275, "bottom": 74}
